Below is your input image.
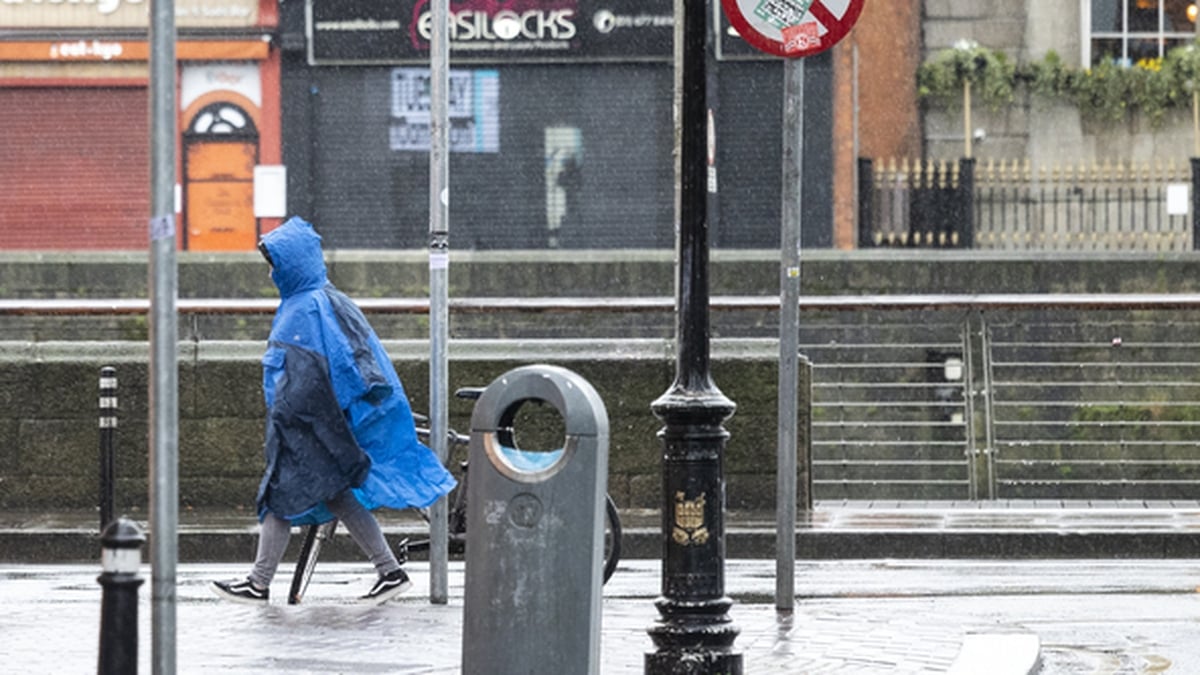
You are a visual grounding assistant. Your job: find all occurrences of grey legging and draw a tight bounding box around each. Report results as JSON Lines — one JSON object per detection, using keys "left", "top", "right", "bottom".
{"left": 249, "top": 490, "right": 401, "bottom": 588}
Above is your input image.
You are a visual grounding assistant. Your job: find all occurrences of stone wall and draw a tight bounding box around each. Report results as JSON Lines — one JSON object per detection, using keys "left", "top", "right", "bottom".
{"left": 5, "top": 248, "right": 1200, "bottom": 300}
{"left": 4, "top": 249, "right": 1200, "bottom": 513}
{"left": 0, "top": 340, "right": 791, "bottom": 513}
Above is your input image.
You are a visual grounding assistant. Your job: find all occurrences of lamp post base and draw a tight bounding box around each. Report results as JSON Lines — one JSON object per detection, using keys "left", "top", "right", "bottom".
{"left": 646, "top": 650, "right": 743, "bottom": 675}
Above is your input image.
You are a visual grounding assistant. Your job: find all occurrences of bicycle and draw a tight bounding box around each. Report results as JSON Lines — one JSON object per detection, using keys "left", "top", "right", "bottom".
{"left": 287, "top": 388, "right": 623, "bottom": 605}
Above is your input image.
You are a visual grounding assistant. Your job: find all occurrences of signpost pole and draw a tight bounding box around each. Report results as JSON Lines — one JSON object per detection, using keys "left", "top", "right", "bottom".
{"left": 428, "top": 0, "right": 451, "bottom": 605}
{"left": 719, "top": 0, "right": 865, "bottom": 622}
{"left": 777, "top": 56, "right": 803, "bottom": 615}
{"left": 148, "top": 0, "right": 178, "bottom": 672}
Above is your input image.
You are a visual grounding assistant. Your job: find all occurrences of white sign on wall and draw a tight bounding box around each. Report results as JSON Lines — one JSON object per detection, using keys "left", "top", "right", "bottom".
{"left": 1167, "top": 183, "right": 1190, "bottom": 216}
{"left": 389, "top": 68, "right": 500, "bottom": 153}
{"left": 181, "top": 63, "right": 262, "bottom": 110}
{"left": 253, "top": 165, "right": 287, "bottom": 218}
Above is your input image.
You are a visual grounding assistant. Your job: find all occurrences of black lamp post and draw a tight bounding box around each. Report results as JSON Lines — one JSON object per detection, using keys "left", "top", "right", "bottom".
{"left": 645, "top": 0, "right": 741, "bottom": 672}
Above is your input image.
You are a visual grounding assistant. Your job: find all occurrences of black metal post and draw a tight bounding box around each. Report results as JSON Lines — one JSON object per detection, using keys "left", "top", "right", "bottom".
{"left": 798, "top": 355, "right": 813, "bottom": 515}
{"left": 645, "top": 0, "right": 741, "bottom": 672}
{"left": 97, "top": 517, "right": 145, "bottom": 675}
{"left": 99, "top": 366, "right": 117, "bottom": 533}
{"left": 1191, "top": 157, "right": 1200, "bottom": 251}
{"left": 857, "top": 157, "right": 875, "bottom": 248}
{"left": 958, "top": 157, "right": 976, "bottom": 248}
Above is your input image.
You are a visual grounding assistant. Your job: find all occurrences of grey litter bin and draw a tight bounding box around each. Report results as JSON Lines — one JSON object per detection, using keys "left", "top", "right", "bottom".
{"left": 461, "top": 365, "right": 609, "bottom": 675}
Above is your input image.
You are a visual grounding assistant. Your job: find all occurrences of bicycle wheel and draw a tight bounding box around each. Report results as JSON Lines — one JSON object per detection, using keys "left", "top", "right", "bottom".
{"left": 602, "top": 495, "right": 621, "bottom": 584}
{"left": 288, "top": 519, "right": 337, "bottom": 605}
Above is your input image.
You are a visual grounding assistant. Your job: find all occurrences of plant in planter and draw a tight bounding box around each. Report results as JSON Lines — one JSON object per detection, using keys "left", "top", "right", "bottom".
{"left": 917, "top": 40, "right": 1015, "bottom": 157}
{"left": 1029, "top": 52, "right": 1177, "bottom": 126}
{"left": 1163, "top": 42, "right": 1200, "bottom": 153}
{"left": 921, "top": 40, "right": 1200, "bottom": 143}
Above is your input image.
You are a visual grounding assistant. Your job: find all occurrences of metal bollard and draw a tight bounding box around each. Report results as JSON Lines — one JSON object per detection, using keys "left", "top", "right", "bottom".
{"left": 97, "top": 518, "right": 145, "bottom": 675}
{"left": 461, "top": 365, "right": 609, "bottom": 675}
{"left": 98, "top": 366, "right": 117, "bottom": 533}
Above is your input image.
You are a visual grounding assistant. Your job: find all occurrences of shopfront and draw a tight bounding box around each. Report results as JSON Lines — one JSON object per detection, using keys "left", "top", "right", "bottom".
{"left": 279, "top": 0, "right": 833, "bottom": 250}
{"left": 0, "top": 0, "right": 281, "bottom": 251}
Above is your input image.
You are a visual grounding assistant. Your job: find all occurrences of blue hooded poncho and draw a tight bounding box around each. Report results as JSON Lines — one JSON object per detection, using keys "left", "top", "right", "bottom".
{"left": 255, "top": 216, "right": 456, "bottom": 523}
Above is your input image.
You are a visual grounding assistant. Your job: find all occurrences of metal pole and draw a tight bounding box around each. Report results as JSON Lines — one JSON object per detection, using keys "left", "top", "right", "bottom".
{"left": 1191, "top": 158, "right": 1200, "bottom": 250}
{"left": 776, "top": 57, "right": 804, "bottom": 615}
{"left": 645, "top": 0, "right": 741, "bottom": 672}
{"left": 148, "top": 1, "right": 178, "bottom": 672}
{"left": 852, "top": 44, "right": 860, "bottom": 241}
{"left": 99, "top": 366, "right": 117, "bottom": 533}
{"left": 427, "top": 0, "right": 451, "bottom": 605}
{"left": 963, "top": 80, "right": 972, "bottom": 159}
{"left": 1192, "top": 90, "right": 1199, "bottom": 157}
{"left": 962, "top": 312, "right": 979, "bottom": 502}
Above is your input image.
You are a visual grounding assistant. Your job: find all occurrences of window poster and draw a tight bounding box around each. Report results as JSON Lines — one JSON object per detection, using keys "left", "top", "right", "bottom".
{"left": 389, "top": 68, "right": 500, "bottom": 153}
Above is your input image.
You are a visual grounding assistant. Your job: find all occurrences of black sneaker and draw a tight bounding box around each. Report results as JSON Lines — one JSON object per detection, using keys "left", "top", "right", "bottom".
{"left": 210, "top": 578, "right": 269, "bottom": 605}
{"left": 359, "top": 569, "right": 412, "bottom": 605}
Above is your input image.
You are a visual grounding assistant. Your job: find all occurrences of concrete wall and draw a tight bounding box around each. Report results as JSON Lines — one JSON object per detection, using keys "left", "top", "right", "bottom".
{"left": 5, "top": 249, "right": 1200, "bottom": 513}
{"left": 6, "top": 248, "right": 1200, "bottom": 300}
{"left": 0, "top": 340, "right": 791, "bottom": 513}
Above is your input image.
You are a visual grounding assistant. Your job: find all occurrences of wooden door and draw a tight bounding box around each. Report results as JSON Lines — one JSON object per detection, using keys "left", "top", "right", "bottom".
{"left": 185, "top": 141, "right": 257, "bottom": 251}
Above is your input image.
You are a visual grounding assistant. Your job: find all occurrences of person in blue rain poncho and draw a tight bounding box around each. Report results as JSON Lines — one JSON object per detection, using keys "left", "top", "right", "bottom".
{"left": 211, "top": 216, "right": 456, "bottom": 605}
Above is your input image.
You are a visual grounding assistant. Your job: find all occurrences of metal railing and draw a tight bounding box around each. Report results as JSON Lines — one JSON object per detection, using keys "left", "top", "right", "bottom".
{"left": 5, "top": 293, "right": 1200, "bottom": 502}
{"left": 859, "top": 157, "right": 1199, "bottom": 252}
{"left": 975, "top": 159, "right": 1193, "bottom": 252}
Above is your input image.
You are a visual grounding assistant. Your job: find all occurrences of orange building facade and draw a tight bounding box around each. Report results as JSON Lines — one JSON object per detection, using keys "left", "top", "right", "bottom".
{"left": 0, "top": 0, "right": 282, "bottom": 251}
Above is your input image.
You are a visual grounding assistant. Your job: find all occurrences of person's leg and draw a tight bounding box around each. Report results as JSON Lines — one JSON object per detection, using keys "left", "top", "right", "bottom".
{"left": 248, "top": 511, "right": 293, "bottom": 588}
{"left": 326, "top": 490, "right": 402, "bottom": 577}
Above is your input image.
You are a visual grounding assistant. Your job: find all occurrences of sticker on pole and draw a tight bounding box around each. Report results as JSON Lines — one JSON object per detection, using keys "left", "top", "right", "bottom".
{"left": 721, "top": 0, "right": 865, "bottom": 59}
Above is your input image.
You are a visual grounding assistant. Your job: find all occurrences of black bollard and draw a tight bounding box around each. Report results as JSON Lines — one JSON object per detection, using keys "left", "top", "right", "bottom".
{"left": 98, "top": 366, "right": 117, "bottom": 533}
{"left": 97, "top": 518, "right": 145, "bottom": 675}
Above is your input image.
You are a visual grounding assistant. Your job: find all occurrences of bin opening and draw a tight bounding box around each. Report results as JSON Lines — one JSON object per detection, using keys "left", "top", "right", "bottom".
{"left": 497, "top": 446, "right": 564, "bottom": 472}
{"left": 487, "top": 398, "right": 572, "bottom": 480}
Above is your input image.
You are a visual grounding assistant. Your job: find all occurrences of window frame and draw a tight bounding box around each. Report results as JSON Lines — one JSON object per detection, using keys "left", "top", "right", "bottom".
{"left": 1082, "top": 0, "right": 1198, "bottom": 66}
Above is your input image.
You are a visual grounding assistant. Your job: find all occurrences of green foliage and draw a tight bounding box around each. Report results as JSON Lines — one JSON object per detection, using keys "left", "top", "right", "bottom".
{"left": 119, "top": 315, "right": 148, "bottom": 341}
{"left": 919, "top": 40, "right": 1200, "bottom": 126}
{"left": 1072, "top": 403, "right": 1200, "bottom": 441}
{"left": 1164, "top": 41, "right": 1200, "bottom": 90}
{"left": 917, "top": 40, "right": 1015, "bottom": 110}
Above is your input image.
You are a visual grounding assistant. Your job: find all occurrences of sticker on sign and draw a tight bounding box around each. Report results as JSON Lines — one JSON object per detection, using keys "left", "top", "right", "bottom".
{"left": 721, "top": 0, "right": 864, "bottom": 59}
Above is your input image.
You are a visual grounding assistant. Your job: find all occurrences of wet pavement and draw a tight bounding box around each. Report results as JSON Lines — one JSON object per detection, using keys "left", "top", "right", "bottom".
{"left": 7, "top": 501, "right": 1200, "bottom": 563}
{"left": 3, "top": 558, "right": 1199, "bottom": 674}
{"left": 4, "top": 505, "right": 1200, "bottom": 672}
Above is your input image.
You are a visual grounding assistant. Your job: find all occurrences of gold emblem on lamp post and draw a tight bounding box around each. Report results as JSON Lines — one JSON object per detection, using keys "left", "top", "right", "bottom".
{"left": 672, "top": 491, "right": 709, "bottom": 546}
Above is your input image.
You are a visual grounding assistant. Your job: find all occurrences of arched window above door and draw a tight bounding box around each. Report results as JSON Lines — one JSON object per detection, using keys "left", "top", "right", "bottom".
{"left": 187, "top": 102, "right": 258, "bottom": 139}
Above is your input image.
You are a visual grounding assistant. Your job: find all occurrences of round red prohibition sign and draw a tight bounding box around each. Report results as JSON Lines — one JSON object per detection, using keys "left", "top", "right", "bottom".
{"left": 721, "top": 0, "right": 865, "bottom": 59}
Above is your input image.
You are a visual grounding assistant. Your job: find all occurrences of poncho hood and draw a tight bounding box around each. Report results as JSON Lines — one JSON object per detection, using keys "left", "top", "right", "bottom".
{"left": 260, "top": 216, "right": 328, "bottom": 298}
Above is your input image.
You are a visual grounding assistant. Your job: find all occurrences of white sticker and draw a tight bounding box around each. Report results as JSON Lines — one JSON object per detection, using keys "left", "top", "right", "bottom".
{"left": 707, "top": 166, "right": 718, "bottom": 193}
{"left": 430, "top": 252, "right": 449, "bottom": 270}
{"left": 1167, "top": 183, "right": 1189, "bottom": 216}
{"left": 149, "top": 215, "right": 174, "bottom": 241}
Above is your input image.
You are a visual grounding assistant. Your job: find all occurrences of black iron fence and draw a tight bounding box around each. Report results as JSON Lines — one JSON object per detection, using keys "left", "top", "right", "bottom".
{"left": 859, "top": 157, "right": 1200, "bottom": 251}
